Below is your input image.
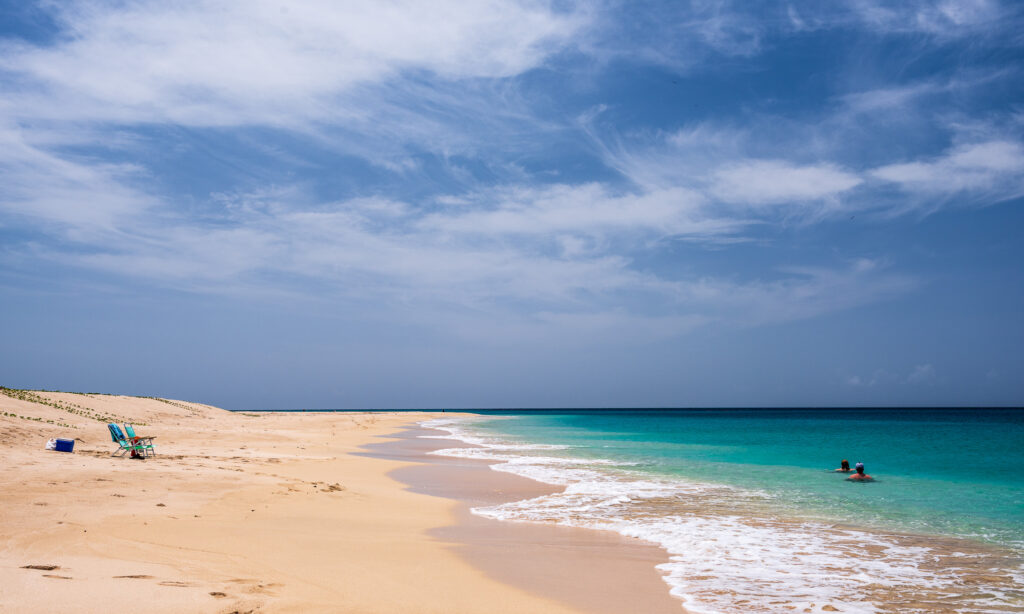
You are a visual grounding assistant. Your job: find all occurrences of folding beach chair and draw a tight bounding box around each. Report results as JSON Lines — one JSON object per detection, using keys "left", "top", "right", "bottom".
{"left": 124, "top": 423, "right": 156, "bottom": 457}
{"left": 108, "top": 423, "right": 143, "bottom": 458}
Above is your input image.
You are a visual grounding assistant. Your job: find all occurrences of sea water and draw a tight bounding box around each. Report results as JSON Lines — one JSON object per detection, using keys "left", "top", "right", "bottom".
{"left": 421, "top": 409, "right": 1024, "bottom": 613}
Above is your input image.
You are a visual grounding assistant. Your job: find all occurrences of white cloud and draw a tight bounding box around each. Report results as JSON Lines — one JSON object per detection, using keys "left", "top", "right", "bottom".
{"left": 847, "top": 364, "right": 939, "bottom": 388}
{"left": 839, "top": 69, "right": 1012, "bottom": 118}
{"left": 844, "top": 372, "right": 894, "bottom": 387}
{"left": 586, "top": 120, "right": 868, "bottom": 216}
{"left": 0, "top": 0, "right": 585, "bottom": 127}
{"left": 872, "top": 140, "right": 1024, "bottom": 201}
{"left": 947, "top": 140, "right": 1024, "bottom": 172}
{"left": 849, "top": 0, "right": 1002, "bottom": 36}
{"left": 671, "top": 259, "right": 916, "bottom": 326}
{"left": 915, "top": 0, "right": 1000, "bottom": 31}
{"left": 588, "top": 111, "right": 1024, "bottom": 224}
{"left": 688, "top": 11, "right": 763, "bottom": 57}
{"left": 419, "top": 183, "right": 743, "bottom": 240}
{"left": 0, "top": 125, "right": 158, "bottom": 234}
{"left": 711, "top": 160, "right": 863, "bottom": 207}
{"left": 907, "top": 363, "right": 937, "bottom": 384}
{"left": 0, "top": 130, "right": 913, "bottom": 335}
{"left": 1, "top": 112, "right": 906, "bottom": 329}
{"left": 2, "top": 1, "right": 952, "bottom": 342}
{"left": 841, "top": 82, "right": 945, "bottom": 114}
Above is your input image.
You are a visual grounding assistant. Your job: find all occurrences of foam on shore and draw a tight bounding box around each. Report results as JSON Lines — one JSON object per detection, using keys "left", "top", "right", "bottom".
{"left": 422, "top": 416, "right": 1024, "bottom": 614}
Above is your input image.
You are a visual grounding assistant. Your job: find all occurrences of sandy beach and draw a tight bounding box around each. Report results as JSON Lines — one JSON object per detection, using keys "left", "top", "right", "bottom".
{"left": 0, "top": 390, "right": 680, "bottom": 613}
{"left": 365, "top": 425, "right": 680, "bottom": 614}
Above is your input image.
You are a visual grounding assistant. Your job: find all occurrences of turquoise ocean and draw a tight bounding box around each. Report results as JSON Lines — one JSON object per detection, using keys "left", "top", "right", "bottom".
{"left": 421, "top": 409, "right": 1024, "bottom": 613}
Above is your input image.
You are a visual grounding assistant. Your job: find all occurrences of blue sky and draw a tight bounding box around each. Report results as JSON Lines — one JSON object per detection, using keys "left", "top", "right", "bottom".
{"left": 1, "top": 0, "right": 1022, "bottom": 409}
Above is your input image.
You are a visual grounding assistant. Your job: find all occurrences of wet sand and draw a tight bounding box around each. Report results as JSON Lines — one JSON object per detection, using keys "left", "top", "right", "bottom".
{"left": 2, "top": 391, "right": 641, "bottom": 613}
{"left": 363, "top": 426, "right": 684, "bottom": 614}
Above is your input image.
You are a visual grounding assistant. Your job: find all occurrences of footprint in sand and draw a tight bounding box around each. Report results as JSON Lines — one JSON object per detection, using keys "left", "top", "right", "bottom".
{"left": 43, "top": 574, "right": 73, "bottom": 579}
{"left": 114, "top": 575, "right": 153, "bottom": 579}
{"left": 225, "top": 580, "right": 282, "bottom": 596}
{"left": 158, "top": 580, "right": 193, "bottom": 587}
{"left": 209, "top": 592, "right": 228, "bottom": 598}
{"left": 21, "top": 565, "right": 59, "bottom": 571}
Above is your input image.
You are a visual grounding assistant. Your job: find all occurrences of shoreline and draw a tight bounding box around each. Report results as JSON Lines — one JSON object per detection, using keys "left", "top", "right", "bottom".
{"left": 402, "top": 413, "right": 1024, "bottom": 614}
{"left": 0, "top": 392, "right": 614, "bottom": 613}
{"left": 6, "top": 392, "right": 1019, "bottom": 612}
{"left": 362, "top": 424, "right": 684, "bottom": 614}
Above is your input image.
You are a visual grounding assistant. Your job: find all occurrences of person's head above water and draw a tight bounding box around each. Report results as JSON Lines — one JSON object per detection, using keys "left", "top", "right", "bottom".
{"left": 841, "top": 459, "right": 850, "bottom": 471}
{"left": 855, "top": 462, "right": 865, "bottom": 474}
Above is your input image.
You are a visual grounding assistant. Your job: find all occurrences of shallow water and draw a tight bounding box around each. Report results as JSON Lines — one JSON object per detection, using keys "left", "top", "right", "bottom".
{"left": 422, "top": 409, "right": 1024, "bottom": 613}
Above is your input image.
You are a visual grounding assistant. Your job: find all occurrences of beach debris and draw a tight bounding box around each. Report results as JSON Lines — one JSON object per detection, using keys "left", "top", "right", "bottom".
{"left": 209, "top": 592, "right": 227, "bottom": 598}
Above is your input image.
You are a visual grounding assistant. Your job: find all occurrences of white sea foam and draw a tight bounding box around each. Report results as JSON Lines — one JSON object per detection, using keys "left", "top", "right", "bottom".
{"left": 420, "top": 417, "right": 569, "bottom": 451}
{"left": 419, "top": 417, "right": 1024, "bottom": 614}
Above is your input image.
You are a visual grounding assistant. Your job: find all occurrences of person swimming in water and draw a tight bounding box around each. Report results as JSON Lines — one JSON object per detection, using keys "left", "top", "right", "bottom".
{"left": 847, "top": 462, "right": 873, "bottom": 481}
{"left": 835, "top": 459, "right": 851, "bottom": 473}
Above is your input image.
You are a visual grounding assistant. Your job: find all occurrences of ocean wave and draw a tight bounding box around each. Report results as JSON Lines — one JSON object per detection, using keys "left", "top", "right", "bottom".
{"left": 419, "top": 417, "right": 1024, "bottom": 614}
{"left": 419, "top": 417, "right": 569, "bottom": 451}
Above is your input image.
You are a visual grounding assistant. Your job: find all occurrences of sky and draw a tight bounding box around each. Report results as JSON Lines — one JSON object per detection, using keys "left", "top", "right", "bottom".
{"left": 1, "top": 0, "right": 1022, "bottom": 409}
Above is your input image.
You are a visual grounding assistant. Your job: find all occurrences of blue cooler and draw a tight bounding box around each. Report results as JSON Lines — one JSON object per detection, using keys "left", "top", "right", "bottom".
{"left": 55, "top": 438, "right": 75, "bottom": 453}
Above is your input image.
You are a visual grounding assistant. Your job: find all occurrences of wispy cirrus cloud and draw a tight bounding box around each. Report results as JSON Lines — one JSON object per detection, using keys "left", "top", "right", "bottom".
{"left": 0, "top": 124, "right": 157, "bottom": 234}
{"left": 783, "top": 0, "right": 1012, "bottom": 39}
{"left": 710, "top": 161, "right": 862, "bottom": 208}
{"left": 579, "top": 69, "right": 1024, "bottom": 220}
{"left": 419, "top": 183, "right": 740, "bottom": 241}
{"left": 0, "top": 124, "right": 915, "bottom": 339}
{"left": 1, "top": 0, "right": 1020, "bottom": 349}
{"left": 872, "top": 140, "right": 1024, "bottom": 205}
{"left": 0, "top": 0, "right": 600, "bottom": 190}
{"left": 848, "top": 0, "right": 1005, "bottom": 36}
{"left": 0, "top": 0, "right": 586, "bottom": 127}
{"left": 593, "top": 0, "right": 1016, "bottom": 75}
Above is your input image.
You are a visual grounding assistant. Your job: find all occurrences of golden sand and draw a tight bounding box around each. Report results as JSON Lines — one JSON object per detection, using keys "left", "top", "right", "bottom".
{"left": 0, "top": 390, "right": 601, "bottom": 613}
